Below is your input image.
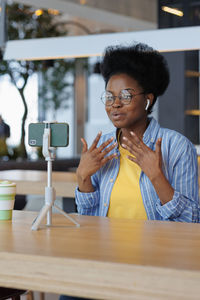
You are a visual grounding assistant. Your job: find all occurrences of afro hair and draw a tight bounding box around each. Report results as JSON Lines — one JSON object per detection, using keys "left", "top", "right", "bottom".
{"left": 100, "top": 42, "right": 170, "bottom": 107}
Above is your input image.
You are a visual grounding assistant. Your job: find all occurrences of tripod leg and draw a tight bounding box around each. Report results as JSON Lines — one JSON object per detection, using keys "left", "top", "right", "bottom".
{"left": 54, "top": 204, "right": 80, "bottom": 227}
{"left": 45, "top": 186, "right": 55, "bottom": 226}
{"left": 31, "top": 204, "right": 51, "bottom": 231}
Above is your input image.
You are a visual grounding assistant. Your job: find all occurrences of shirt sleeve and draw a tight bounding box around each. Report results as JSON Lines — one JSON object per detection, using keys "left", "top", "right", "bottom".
{"left": 155, "top": 139, "right": 200, "bottom": 222}
{"left": 75, "top": 173, "right": 100, "bottom": 216}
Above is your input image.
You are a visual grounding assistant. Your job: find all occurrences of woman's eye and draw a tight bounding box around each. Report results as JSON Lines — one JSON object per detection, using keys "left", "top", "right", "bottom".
{"left": 106, "top": 96, "right": 113, "bottom": 101}
{"left": 121, "top": 93, "right": 132, "bottom": 99}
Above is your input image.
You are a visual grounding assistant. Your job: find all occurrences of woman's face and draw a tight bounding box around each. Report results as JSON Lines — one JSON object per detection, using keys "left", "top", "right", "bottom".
{"left": 105, "top": 73, "right": 149, "bottom": 130}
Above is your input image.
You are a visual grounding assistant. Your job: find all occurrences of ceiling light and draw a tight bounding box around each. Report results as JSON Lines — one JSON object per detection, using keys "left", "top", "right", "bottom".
{"left": 162, "top": 6, "right": 183, "bottom": 17}
{"left": 80, "top": 0, "right": 86, "bottom": 5}
{"left": 35, "top": 9, "right": 43, "bottom": 16}
{"left": 47, "top": 9, "right": 60, "bottom": 15}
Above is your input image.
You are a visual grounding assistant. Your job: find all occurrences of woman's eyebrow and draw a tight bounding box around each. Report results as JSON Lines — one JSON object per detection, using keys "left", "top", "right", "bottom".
{"left": 123, "top": 88, "right": 136, "bottom": 91}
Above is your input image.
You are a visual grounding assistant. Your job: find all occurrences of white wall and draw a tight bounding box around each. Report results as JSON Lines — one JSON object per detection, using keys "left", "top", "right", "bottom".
{"left": 85, "top": 70, "right": 114, "bottom": 147}
{"left": 0, "top": 74, "right": 38, "bottom": 154}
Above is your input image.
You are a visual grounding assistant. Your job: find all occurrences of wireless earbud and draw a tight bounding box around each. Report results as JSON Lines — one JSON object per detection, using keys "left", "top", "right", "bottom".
{"left": 145, "top": 99, "right": 150, "bottom": 111}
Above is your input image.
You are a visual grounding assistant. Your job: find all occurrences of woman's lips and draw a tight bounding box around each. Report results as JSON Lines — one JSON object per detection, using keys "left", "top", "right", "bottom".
{"left": 111, "top": 112, "right": 125, "bottom": 120}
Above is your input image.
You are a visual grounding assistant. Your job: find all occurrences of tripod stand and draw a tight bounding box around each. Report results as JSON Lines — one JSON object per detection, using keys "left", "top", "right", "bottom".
{"left": 31, "top": 122, "right": 80, "bottom": 231}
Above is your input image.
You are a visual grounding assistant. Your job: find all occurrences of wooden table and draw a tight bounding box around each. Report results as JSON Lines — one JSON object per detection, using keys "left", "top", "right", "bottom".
{"left": 0, "top": 170, "right": 77, "bottom": 198}
{"left": 0, "top": 211, "right": 200, "bottom": 299}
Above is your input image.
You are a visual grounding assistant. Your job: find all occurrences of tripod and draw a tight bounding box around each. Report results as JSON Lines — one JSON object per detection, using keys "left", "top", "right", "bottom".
{"left": 31, "top": 122, "right": 80, "bottom": 231}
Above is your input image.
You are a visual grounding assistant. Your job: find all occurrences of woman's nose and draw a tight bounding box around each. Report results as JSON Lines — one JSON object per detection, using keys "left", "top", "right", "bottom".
{"left": 112, "top": 96, "right": 122, "bottom": 107}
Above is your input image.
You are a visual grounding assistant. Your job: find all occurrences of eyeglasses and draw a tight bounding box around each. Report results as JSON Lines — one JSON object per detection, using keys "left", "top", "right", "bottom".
{"left": 101, "top": 89, "right": 145, "bottom": 106}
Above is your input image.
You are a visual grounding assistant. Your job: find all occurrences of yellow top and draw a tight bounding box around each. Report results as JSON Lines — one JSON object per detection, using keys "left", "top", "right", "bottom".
{"left": 107, "top": 142, "right": 147, "bottom": 220}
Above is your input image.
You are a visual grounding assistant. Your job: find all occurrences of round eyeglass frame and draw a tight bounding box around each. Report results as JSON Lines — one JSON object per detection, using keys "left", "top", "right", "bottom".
{"left": 100, "top": 89, "right": 145, "bottom": 106}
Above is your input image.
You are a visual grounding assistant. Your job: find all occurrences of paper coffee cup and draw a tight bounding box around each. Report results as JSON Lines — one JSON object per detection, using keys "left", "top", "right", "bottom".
{"left": 0, "top": 180, "right": 16, "bottom": 220}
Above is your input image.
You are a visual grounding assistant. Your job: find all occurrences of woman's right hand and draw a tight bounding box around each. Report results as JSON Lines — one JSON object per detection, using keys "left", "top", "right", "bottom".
{"left": 76, "top": 132, "right": 117, "bottom": 192}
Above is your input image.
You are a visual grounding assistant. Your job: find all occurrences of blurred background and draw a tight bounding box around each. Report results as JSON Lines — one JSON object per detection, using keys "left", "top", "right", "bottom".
{"left": 0, "top": 0, "right": 200, "bottom": 163}
{"left": 1, "top": 1, "right": 200, "bottom": 299}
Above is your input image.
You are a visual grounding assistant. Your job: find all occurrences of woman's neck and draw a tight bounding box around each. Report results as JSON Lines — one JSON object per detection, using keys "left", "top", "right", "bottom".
{"left": 119, "top": 118, "right": 149, "bottom": 144}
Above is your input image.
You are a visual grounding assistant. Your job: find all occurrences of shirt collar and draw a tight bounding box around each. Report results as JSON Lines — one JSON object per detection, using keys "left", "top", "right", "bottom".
{"left": 113, "top": 117, "right": 160, "bottom": 147}
{"left": 143, "top": 117, "right": 160, "bottom": 145}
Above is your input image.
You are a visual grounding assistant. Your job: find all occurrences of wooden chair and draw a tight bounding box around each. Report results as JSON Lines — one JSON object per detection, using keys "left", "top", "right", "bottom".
{"left": 0, "top": 288, "right": 33, "bottom": 300}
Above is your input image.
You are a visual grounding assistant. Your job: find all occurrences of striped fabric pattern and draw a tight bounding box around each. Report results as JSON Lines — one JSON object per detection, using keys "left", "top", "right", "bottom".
{"left": 75, "top": 117, "right": 200, "bottom": 222}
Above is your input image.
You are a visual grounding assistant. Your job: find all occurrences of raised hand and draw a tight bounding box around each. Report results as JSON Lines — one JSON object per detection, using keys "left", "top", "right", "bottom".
{"left": 121, "top": 131, "right": 162, "bottom": 182}
{"left": 77, "top": 132, "right": 117, "bottom": 192}
{"left": 121, "top": 131, "right": 174, "bottom": 204}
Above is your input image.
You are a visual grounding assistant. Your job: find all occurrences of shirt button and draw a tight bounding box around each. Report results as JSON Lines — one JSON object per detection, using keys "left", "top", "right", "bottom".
{"left": 151, "top": 138, "right": 154, "bottom": 142}
{"left": 104, "top": 203, "right": 107, "bottom": 207}
{"left": 110, "top": 178, "right": 114, "bottom": 182}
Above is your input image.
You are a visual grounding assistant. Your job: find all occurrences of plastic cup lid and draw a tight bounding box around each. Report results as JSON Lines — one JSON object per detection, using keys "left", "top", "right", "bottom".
{"left": 0, "top": 180, "right": 16, "bottom": 187}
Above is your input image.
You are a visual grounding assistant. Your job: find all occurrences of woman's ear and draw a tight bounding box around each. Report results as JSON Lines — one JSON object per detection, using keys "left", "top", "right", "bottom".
{"left": 146, "top": 93, "right": 154, "bottom": 106}
{"left": 145, "top": 99, "right": 150, "bottom": 111}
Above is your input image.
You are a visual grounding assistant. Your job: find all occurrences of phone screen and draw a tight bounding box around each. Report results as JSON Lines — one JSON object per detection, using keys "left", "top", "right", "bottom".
{"left": 28, "top": 123, "right": 69, "bottom": 147}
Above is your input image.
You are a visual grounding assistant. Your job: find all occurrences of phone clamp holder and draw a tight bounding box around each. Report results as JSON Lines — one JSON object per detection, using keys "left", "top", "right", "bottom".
{"left": 31, "top": 121, "right": 80, "bottom": 231}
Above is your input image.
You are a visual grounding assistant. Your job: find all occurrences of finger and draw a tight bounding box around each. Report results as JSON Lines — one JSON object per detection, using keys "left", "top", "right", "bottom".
{"left": 101, "top": 153, "right": 118, "bottom": 165}
{"left": 89, "top": 131, "right": 102, "bottom": 151}
{"left": 123, "top": 135, "right": 142, "bottom": 150}
{"left": 122, "top": 137, "right": 142, "bottom": 154}
{"left": 127, "top": 155, "right": 138, "bottom": 164}
{"left": 130, "top": 131, "right": 143, "bottom": 148}
{"left": 121, "top": 142, "right": 138, "bottom": 157}
{"left": 156, "top": 138, "right": 162, "bottom": 158}
{"left": 97, "top": 137, "right": 115, "bottom": 152}
{"left": 99, "top": 142, "right": 117, "bottom": 158}
{"left": 81, "top": 138, "right": 88, "bottom": 153}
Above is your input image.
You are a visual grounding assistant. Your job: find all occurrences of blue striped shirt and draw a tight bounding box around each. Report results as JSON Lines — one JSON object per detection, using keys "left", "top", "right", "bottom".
{"left": 75, "top": 117, "right": 200, "bottom": 222}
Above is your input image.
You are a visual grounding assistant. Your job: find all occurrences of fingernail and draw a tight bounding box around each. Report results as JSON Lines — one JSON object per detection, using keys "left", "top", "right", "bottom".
{"left": 123, "top": 136, "right": 128, "bottom": 141}
{"left": 121, "top": 143, "right": 126, "bottom": 148}
{"left": 130, "top": 131, "right": 134, "bottom": 136}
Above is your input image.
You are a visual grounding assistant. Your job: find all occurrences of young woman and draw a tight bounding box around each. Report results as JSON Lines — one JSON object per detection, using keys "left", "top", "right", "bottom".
{"left": 75, "top": 42, "right": 199, "bottom": 222}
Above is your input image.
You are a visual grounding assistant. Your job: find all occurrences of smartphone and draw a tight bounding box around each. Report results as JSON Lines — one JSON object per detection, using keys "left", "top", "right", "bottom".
{"left": 28, "top": 123, "right": 69, "bottom": 147}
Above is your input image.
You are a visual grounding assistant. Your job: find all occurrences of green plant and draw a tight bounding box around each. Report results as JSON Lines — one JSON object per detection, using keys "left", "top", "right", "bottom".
{"left": 0, "top": 2, "right": 73, "bottom": 158}
{"left": 38, "top": 59, "right": 74, "bottom": 117}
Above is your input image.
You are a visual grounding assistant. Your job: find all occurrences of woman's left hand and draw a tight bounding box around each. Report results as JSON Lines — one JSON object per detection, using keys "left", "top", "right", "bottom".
{"left": 121, "top": 131, "right": 163, "bottom": 181}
